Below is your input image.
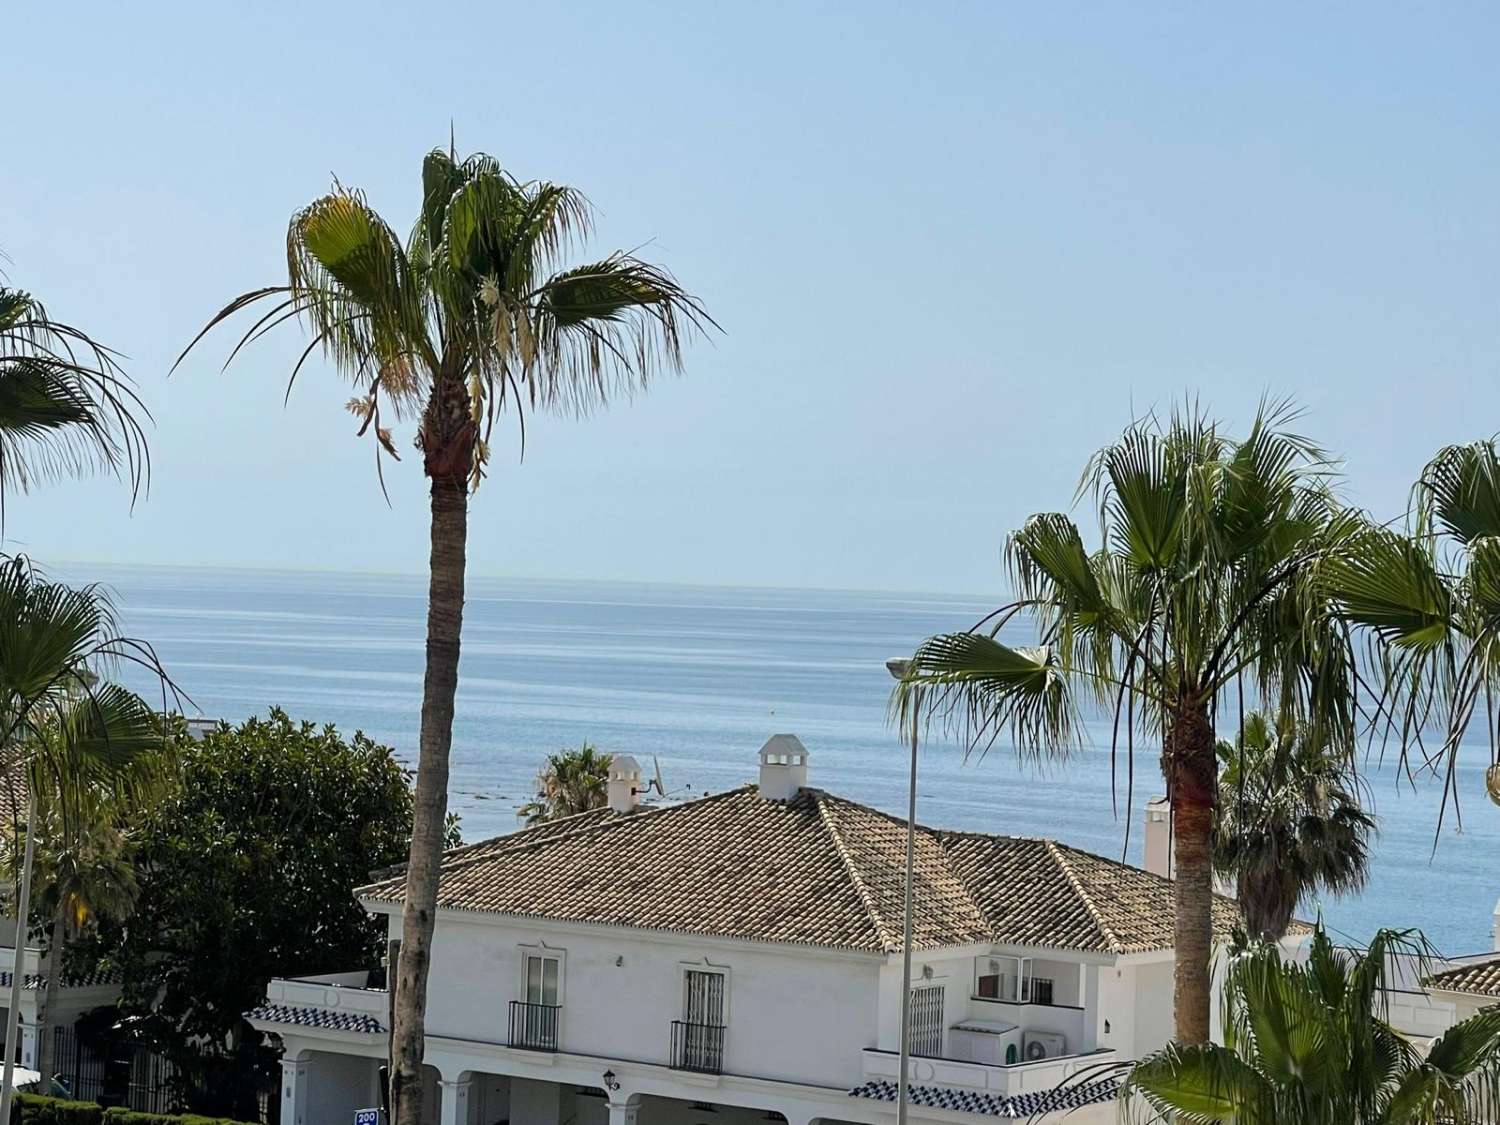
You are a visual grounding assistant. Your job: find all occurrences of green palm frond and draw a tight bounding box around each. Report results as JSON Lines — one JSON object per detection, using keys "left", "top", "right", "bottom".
{"left": 0, "top": 287, "right": 150, "bottom": 510}
{"left": 177, "top": 145, "right": 715, "bottom": 492}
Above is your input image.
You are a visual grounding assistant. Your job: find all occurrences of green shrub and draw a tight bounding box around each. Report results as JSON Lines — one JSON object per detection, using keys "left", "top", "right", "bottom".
{"left": 9, "top": 1096, "right": 252, "bottom": 1125}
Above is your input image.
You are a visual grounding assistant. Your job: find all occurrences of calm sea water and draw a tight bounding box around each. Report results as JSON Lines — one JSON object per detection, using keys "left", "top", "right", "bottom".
{"left": 61, "top": 562, "right": 1500, "bottom": 955}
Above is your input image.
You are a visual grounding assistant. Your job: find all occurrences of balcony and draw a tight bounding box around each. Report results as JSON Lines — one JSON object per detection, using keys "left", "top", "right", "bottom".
{"left": 670, "top": 1020, "right": 725, "bottom": 1074}
{"left": 508, "top": 1001, "right": 560, "bottom": 1051}
{"left": 861, "top": 1045, "right": 1118, "bottom": 1098}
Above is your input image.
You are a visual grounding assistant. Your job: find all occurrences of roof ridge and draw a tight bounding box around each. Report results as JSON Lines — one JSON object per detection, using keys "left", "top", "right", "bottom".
{"left": 1043, "top": 839, "right": 1122, "bottom": 954}
{"left": 812, "top": 792, "right": 900, "bottom": 953}
{"left": 358, "top": 787, "right": 757, "bottom": 897}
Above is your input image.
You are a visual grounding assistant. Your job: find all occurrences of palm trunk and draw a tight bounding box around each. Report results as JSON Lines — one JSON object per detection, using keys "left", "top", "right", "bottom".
{"left": 1166, "top": 704, "right": 1217, "bottom": 1045}
{"left": 34, "top": 903, "right": 66, "bottom": 1083}
{"left": 1, "top": 791, "right": 37, "bottom": 1125}
{"left": 389, "top": 474, "right": 467, "bottom": 1125}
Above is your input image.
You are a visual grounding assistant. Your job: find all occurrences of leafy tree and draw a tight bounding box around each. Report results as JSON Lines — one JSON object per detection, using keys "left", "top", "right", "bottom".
{"left": 1126, "top": 927, "right": 1500, "bottom": 1123}
{"left": 87, "top": 711, "right": 421, "bottom": 1118}
{"left": 1215, "top": 712, "right": 1375, "bottom": 940}
{"left": 892, "top": 402, "right": 1369, "bottom": 1043}
{"left": 178, "top": 144, "right": 713, "bottom": 1124}
{"left": 0, "top": 285, "right": 149, "bottom": 510}
{"left": 518, "top": 742, "right": 612, "bottom": 824}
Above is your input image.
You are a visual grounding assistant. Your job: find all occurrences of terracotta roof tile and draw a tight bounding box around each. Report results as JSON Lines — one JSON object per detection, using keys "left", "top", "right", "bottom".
{"left": 1427, "top": 957, "right": 1500, "bottom": 999}
{"left": 359, "top": 786, "right": 1246, "bottom": 956}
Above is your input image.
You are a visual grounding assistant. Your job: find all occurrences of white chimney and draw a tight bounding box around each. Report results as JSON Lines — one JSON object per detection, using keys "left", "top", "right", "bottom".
{"left": 1492, "top": 896, "right": 1500, "bottom": 952}
{"left": 1144, "top": 796, "right": 1173, "bottom": 879}
{"left": 757, "top": 735, "right": 809, "bottom": 801}
{"left": 607, "top": 755, "right": 642, "bottom": 814}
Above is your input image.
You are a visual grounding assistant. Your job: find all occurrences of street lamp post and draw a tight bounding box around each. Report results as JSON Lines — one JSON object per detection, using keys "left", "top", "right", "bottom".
{"left": 885, "top": 658, "right": 917, "bottom": 1125}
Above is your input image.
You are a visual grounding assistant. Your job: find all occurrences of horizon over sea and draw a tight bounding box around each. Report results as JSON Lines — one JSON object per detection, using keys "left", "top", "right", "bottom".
{"left": 58, "top": 561, "right": 1500, "bottom": 956}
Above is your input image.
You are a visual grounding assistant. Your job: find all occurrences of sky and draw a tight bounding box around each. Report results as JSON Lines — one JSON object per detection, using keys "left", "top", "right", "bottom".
{"left": 4, "top": 1, "right": 1498, "bottom": 594}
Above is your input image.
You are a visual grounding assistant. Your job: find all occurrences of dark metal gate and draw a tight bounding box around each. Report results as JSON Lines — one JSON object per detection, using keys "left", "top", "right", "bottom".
{"left": 51, "top": 1027, "right": 180, "bottom": 1114}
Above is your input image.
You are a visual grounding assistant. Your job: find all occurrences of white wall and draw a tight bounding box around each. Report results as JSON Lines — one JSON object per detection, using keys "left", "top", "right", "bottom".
{"left": 415, "top": 912, "right": 882, "bottom": 1089}
{"left": 306, "top": 1052, "right": 381, "bottom": 1125}
{"left": 1130, "top": 960, "right": 1174, "bottom": 1057}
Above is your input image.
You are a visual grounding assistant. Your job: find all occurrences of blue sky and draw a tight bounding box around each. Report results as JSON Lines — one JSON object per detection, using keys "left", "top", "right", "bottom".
{"left": 4, "top": 1, "right": 1497, "bottom": 594}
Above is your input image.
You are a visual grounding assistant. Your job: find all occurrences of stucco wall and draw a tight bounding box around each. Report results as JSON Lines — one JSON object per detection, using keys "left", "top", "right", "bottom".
{"left": 414, "top": 912, "right": 882, "bottom": 1089}
{"left": 1130, "top": 960, "right": 1174, "bottom": 1057}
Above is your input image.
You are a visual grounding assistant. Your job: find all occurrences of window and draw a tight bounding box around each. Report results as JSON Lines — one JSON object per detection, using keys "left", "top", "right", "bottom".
{"left": 525, "top": 953, "right": 560, "bottom": 1006}
{"left": 907, "top": 985, "right": 944, "bottom": 1058}
{"left": 675, "top": 969, "right": 727, "bottom": 1073}
{"left": 1031, "top": 977, "right": 1054, "bottom": 1006}
{"left": 975, "top": 956, "right": 1031, "bottom": 1002}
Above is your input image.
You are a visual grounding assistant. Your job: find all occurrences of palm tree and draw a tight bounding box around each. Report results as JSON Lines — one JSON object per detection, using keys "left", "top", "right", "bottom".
{"left": 891, "top": 402, "right": 1367, "bottom": 1044}
{"left": 0, "top": 285, "right": 149, "bottom": 511}
{"left": 1215, "top": 712, "right": 1375, "bottom": 940}
{"left": 1321, "top": 440, "right": 1500, "bottom": 834}
{"left": 518, "top": 742, "right": 612, "bottom": 824}
{"left": 176, "top": 146, "right": 712, "bottom": 1125}
{"left": 11, "top": 792, "right": 142, "bottom": 1083}
{"left": 0, "top": 556, "right": 172, "bottom": 1118}
{"left": 1126, "top": 927, "right": 1500, "bottom": 1123}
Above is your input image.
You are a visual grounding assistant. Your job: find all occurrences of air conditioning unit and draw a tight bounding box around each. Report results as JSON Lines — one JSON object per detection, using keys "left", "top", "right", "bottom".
{"left": 1023, "top": 1031, "right": 1066, "bottom": 1061}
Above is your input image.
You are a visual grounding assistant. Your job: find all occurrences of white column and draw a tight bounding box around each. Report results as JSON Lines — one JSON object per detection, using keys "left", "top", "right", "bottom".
{"left": 1080, "top": 964, "right": 1101, "bottom": 1051}
{"left": 606, "top": 1101, "right": 639, "bottom": 1125}
{"left": 439, "top": 1078, "right": 472, "bottom": 1125}
{"left": 281, "top": 1058, "right": 310, "bottom": 1125}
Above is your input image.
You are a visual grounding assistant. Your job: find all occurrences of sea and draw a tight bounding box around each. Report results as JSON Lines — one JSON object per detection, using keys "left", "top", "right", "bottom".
{"left": 58, "top": 562, "right": 1500, "bottom": 956}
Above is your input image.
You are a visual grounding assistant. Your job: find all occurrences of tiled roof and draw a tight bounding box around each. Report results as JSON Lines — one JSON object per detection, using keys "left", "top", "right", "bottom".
{"left": 1427, "top": 957, "right": 1500, "bottom": 999}
{"left": 246, "top": 1003, "right": 386, "bottom": 1035}
{"left": 0, "top": 969, "right": 119, "bottom": 991}
{"left": 848, "top": 1077, "right": 1120, "bottom": 1118}
{"left": 359, "top": 786, "right": 1247, "bottom": 956}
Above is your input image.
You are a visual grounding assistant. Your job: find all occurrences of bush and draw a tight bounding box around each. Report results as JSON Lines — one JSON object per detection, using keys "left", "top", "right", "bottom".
{"left": 10, "top": 1096, "right": 253, "bottom": 1125}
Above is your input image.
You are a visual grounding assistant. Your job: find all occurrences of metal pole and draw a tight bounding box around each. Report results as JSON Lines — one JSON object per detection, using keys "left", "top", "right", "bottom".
{"left": 2, "top": 790, "right": 38, "bottom": 1120}
{"left": 896, "top": 718, "right": 917, "bottom": 1125}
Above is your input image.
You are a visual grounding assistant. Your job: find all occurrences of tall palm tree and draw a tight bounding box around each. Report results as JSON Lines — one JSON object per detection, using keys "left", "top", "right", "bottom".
{"left": 0, "top": 285, "right": 149, "bottom": 512}
{"left": 11, "top": 792, "right": 142, "bottom": 1082}
{"left": 1321, "top": 440, "right": 1500, "bottom": 834}
{"left": 176, "top": 146, "right": 712, "bottom": 1125}
{"left": 0, "top": 556, "right": 172, "bottom": 1119}
{"left": 891, "top": 402, "right": 1367, "bottom": 1044}
{"left": 518, "top": 742, "right": 612, "bottom": 824}
{"left": 1126, "top": 927, "right": 1500, "bottom": 1123}
{"left": 1215, "top": 712, "right": 1375, "bottom": 940}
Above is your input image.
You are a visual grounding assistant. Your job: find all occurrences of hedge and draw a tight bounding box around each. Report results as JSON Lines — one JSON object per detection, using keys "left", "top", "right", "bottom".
{"left": 10, "top": 1094, "right": 255, "bottom": 1125}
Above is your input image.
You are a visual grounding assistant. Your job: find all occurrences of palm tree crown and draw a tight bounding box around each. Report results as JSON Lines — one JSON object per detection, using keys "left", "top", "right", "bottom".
{"left": 1127, "top": 927, "right": 1500, "bottom": 1124}
{"left": 519, "top": 742, "right": 613, "bottom": 824}
{"left": 893, "top": 401, "right": 1367, "bottom": 1043}
{"left": 180, "top": 147, "right": 714, "bottom": 488}
{"left": 0, "top": 286, "right": 149, "bottom": 510}
{"left": 1215, "top": 711, "right": 1375, "bottom": 940}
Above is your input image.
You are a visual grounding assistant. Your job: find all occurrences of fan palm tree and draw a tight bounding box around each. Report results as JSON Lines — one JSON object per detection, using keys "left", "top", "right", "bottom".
{"left": 0, "top": 555, "right": 172, "bottom": 1118}
{"left": 1320, "top": 439, "right": 1500, "bottom": 833}
{"left": 1126, "top": 927, "right": 1500, "bottom": 1123}
{"left": 0, "top": 285, "right": 149, "bottom": 512}
{"left": 518, "top": 742, "right": 612, "bottom": 824}
{"left": 175, "top": 145, "right": 713, "bottom": 1125}
{"left": 11, "top": 791, "right": 143, "bottom": 1082}
{"left": 891, "top": 402, "right": 1368, "bottom": 1044}
{"left": 1215, "top": 712, "right": 1375, "bottom": 940}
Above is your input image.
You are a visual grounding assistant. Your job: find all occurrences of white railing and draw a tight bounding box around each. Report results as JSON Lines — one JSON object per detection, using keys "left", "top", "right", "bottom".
{"left": 861, "top": 1046, "right": 1118, "bottom": 1097}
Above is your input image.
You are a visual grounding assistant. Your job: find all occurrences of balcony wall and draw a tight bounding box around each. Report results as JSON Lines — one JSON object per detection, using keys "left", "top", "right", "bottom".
{"left": 861, "top": 1046, "right": 1118, "bottom": 1098}
{"left": 264, "top": 976, "right": 389, "bottom": 1024}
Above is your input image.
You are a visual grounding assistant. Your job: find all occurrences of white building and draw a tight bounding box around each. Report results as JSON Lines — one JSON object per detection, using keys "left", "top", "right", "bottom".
{"left": 251, "top": 737, "right": 1247, "bottom": 1125}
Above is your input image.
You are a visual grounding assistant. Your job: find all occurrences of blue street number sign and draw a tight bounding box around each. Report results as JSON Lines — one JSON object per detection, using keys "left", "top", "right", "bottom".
{"left": 355, "top": 1109, "right": 381, "bottom": 1125}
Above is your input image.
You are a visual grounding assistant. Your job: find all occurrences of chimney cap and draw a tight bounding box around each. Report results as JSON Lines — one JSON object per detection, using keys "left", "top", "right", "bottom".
{"left": 759, "top": 734, "right": 809, "bottom": 765}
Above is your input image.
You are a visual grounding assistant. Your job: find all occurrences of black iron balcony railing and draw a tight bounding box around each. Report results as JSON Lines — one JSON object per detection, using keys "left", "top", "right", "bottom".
{"left": 508, "top": 1001, "right": 560, "bottom": 1051}
{"left": 670, "top": 1020, "right": 725, "bottom": 1074}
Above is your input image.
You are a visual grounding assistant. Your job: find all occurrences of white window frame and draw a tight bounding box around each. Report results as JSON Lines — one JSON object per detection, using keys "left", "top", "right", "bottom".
{"left": 517, "top": 942, "right": 567, "bottom": 1007}
{"left": 976, "top": 954, "right": 1033, "bottom": 1002}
